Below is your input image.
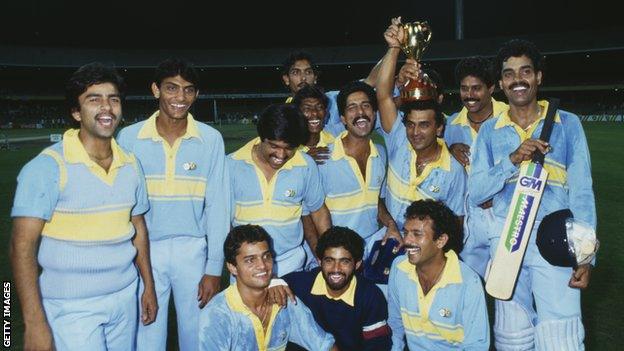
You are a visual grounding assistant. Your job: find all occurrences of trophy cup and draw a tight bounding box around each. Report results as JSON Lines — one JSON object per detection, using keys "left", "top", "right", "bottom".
{"left": 400, "top": 21, "right": 437, "bottom": 101}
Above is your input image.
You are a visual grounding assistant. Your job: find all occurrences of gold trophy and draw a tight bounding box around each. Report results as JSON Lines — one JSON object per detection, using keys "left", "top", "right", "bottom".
{"left": 400, "top": 21, "right": 437, "bottom": 101}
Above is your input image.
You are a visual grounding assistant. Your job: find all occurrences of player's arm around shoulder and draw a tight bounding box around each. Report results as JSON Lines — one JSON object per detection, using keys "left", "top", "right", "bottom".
{"left": 467, "top": 118, "right": 514, "bottom": 206}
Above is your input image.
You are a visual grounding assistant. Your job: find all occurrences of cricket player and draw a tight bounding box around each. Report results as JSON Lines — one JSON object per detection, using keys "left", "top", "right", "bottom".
{"left": 469, "top": 39, "right": 596, "bottom": 350}
{"left": 318, "top": 80, "right": 400, "bottom": 253}
{"left": 10, "top": 63, "right": 157, "bottom": 350}
{"left": 387, "top": 200, "right": 490, "bottom": 350}
{"left": 445, "top": 56, "right": 509, "bottom": 277}
{"left": 281, "top": 50, "right": 382, "bottom": 138}
{"left": 292, "top": 85, "right": 335, "bottom": 163}
{"left": 199, "top": 224, "right": 337, "bottom": 351}
{"left": 377, "top": 18, "right": 467, "bottom": 230}
{"left": 275, "top": 226, "right": 392, "bottom": 351}
{"left": 228, "top": 103, "right": 331, "bottom": 277}
{"left": 117, "top": 58, "right": 230, "bottom": 351}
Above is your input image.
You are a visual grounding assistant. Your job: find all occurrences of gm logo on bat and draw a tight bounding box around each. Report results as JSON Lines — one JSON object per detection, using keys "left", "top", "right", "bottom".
{"left": 519, "top": 176, "right": 543, "bottom": 192}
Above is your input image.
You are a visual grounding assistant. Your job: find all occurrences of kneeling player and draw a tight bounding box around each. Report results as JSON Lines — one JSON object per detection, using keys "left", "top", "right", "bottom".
{"left": 388, "top": 200, "right": 489, "bottom": 350}
{"left": 199, "top": 225, "right": 337, "bottom": 351}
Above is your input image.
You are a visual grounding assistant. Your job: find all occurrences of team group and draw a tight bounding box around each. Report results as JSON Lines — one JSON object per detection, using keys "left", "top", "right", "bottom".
{"left": 10, "top": 18, "right": 596, "bottom": 351}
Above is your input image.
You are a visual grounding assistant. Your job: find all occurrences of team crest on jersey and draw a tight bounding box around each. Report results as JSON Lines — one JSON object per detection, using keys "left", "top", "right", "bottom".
{"left": 429, "top": 185, "right": 440, "bottom": 193}
{"left": 285, "top": 189, "right": 296, "bottom": 197}
{"left": 439, "top": 308, "right": 452, "bottom": 318}
{"left": 183, "top": 162, "right": 197, "bottom": 171}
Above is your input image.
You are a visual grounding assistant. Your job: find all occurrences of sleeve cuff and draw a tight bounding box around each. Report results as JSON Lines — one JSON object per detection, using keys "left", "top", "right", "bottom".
{"left": 204, "top": 259, "right": 224, "bottom": 276}
{"left": 10, "top": 207, "right": 50, "bottom": 221}
{"left": 500, "top": 154, "right": 520, "bottom": 179}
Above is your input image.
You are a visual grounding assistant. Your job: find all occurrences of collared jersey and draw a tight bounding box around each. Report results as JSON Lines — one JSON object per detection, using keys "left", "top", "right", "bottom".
{"left": 117, "top": 111, "right": 230, "bottom": 276}
{"left": 468, "top": 100, "right": 597, "bottom": 228}
{"left": 445, "top": 98, "right": 509, "bottom": 149}
{"left": 11, "top": 129, "right": 148, "bottom": 298}
{"left": 381, "top": 117, "right": 466, "bottom": 229}
{"left": 199, "top": 285, "right": 335, "bottom": 351}
{"left": 283, "top": 269, "right": 392, "bottom": 351}
{"left": 228, "top": 138, "right": 325, "bottom": 275}
{"left": 299, "top": 130, "right": 335, "bottom": 153}
{"left": 319, "top": 132, "right": 387, "bottom": 241}
{"left": 387, "top": 251, "right": 490, "bottom": 350}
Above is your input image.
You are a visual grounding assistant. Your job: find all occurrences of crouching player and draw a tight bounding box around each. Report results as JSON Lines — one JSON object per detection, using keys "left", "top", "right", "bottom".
{"left": 388, "top": 200, "right": 489, "bottom": 350}
{"left": 10, "top": 63, "right": 157, "bottom": 350}
{"left": 199, "top": 225, "right": 338, "bottom": 351}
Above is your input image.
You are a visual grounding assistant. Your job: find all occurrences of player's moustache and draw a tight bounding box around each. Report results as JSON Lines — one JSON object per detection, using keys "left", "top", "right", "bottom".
{"left": 463, "top": 98, "right": 479, "bottom": 103}
{"left": 509, "top": 82, "right": 530, "bottom": 90}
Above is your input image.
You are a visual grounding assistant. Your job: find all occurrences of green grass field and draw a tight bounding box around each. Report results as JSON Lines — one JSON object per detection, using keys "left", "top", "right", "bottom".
{"left": 1, "top": 123, "right": 622, "bottom": 350}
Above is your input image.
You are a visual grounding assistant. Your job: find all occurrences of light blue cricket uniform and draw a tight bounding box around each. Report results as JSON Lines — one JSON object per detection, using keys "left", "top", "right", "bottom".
{"left": 381, "top": 116, "right": 467, "bottom": 230}
{"left": 11, "top": 129, "right": 149, "bottom": 351}
{"left": 228, "top": 138, "right": 325, "bottom": 277}
{"left": 318, "top": 131, "right": 388, "bottom": 257}
{"left": 117, "top": 112, "right": 230, "bottom": 351}
{"left": 387, "top": 251, "right": 490, "bottom": 350}
{"left": 199, "top": 285, "right": 335, "bottom": 351}
{"left": 469, "top": 100, "right": 596, "bottom": 350}
{"left": 445, "top": 98, "right": 508, "bottom": 277}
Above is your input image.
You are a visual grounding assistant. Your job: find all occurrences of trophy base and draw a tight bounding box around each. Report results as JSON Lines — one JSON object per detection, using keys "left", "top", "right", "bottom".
{"left": 400, "top": 76, "right": 438, "bottom": 102}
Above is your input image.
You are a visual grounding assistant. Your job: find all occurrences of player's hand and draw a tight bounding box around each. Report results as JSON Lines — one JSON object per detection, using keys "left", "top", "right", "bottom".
{"left": 306, "top": 146, "right": 330, "bottom": 164}
{"left": 569, "top": 264, "right": 592, "bottom": 289}
{"left": 198, "top": 274, "right": 221, "bottom": 308}
{"left": 140, "top": 284, "right": 159, "bottom": 325}
{"left": 384, "top": 17, "right": 405, "bottom": 48}
{"left": 267, "top": 284, "right": 296, "bottom": 307}
{"left": 382, "top": 224, "right": 403, "bottom": 247}
{"left": 24, "top": 320, "right": 54, "bottom": 351}
{"left": 509, "top": 139, "right": 550, "bottom": 165}
{"left": 396, "top": 58, "right": 421, "bottom": 88}
{"left": 448, "top": 143, "right": 471, "bottom": 167}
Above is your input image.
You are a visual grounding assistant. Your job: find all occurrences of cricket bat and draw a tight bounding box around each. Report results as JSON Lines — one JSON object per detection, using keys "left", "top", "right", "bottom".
{"left": 485, "top": 98, "right": 559, "bottom": 300}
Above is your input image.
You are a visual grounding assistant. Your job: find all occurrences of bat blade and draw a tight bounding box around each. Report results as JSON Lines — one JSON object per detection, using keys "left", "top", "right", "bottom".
{"left": 485, "top": 162, "right": 549, "bottom": 300}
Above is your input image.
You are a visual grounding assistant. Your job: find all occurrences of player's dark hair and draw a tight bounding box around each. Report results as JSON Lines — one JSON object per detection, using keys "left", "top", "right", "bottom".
{"left": 153, "top": 58, "right": 200, "bottom": 87}
{"left": 495, "top": 39, "right": 544, "bottom": 78}
{"left": 336, "top": 80, "right": 378, "bottom": 117}
{"left": 404, "top": 200, "right": 464, "bottom": 253}
{"left": 257, "top": 103, "right": 309, "bottom": 148}
{"left": 455, "top": 56, "right": 495, "bottom": 88}
{"left": 292, "top": 85, "right": 329, "bottom": 110}
{"left": 281, "top": 51, "right": 318, "bottom": 76}
{"left": 65, "top": 62, "right": 125, "bottom": 126}
{"left": 224, "top": 225, "right": 273, "bottom": 265}
{"left": 422, "top": 68, "right": 444, "bottom": 96}
{"left": 315, "top": 226, "right": 365, "bottom": 263}
{"left": 400, "top": 99, "right": 444, "bottom": 127}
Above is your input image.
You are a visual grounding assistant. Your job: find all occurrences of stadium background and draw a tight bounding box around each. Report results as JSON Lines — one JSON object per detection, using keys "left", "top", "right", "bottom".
{"left": 1, "top": 0, "right": 623, "bottom": 349}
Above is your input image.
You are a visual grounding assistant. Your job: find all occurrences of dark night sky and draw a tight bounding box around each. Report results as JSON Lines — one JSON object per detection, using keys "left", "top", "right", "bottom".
{"left": 1, "top": 0, "right": 621, "bottom": 50}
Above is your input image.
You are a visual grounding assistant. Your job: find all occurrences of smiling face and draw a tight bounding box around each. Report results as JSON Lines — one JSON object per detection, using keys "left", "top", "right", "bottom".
{"left": 340, "top": 91, "right": 376, "bottom": 138}
{"left": 319, "top": 246, "right": 361, "bottom": 295}
{"left": 499, "top": 55, "right": 542, "bottom": 108}
{"left": 152, "top": 75, "right": 198, "bottom": 120}
{"left": 227, "top": 240, "right": 273, "bottom": 290}
{"left": 300, "top": 97, "right": 327, "bottom": 134}
{"left": 403, "top": 109, "right": 442, "bottom": 152}
{"left": 282, "top": 59, "right": 317, "bottom": 95}
{"left": 258, "top": 138, "right": 296, "bottom": 169}
{"left": 460, "top": 75, "right": 494, "bottom": 114}
{"left": 403, "top": 216, "right": 448, "bottom": 266}
{"left": 72, "top": 82, "right": 122, "bottom": 140}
